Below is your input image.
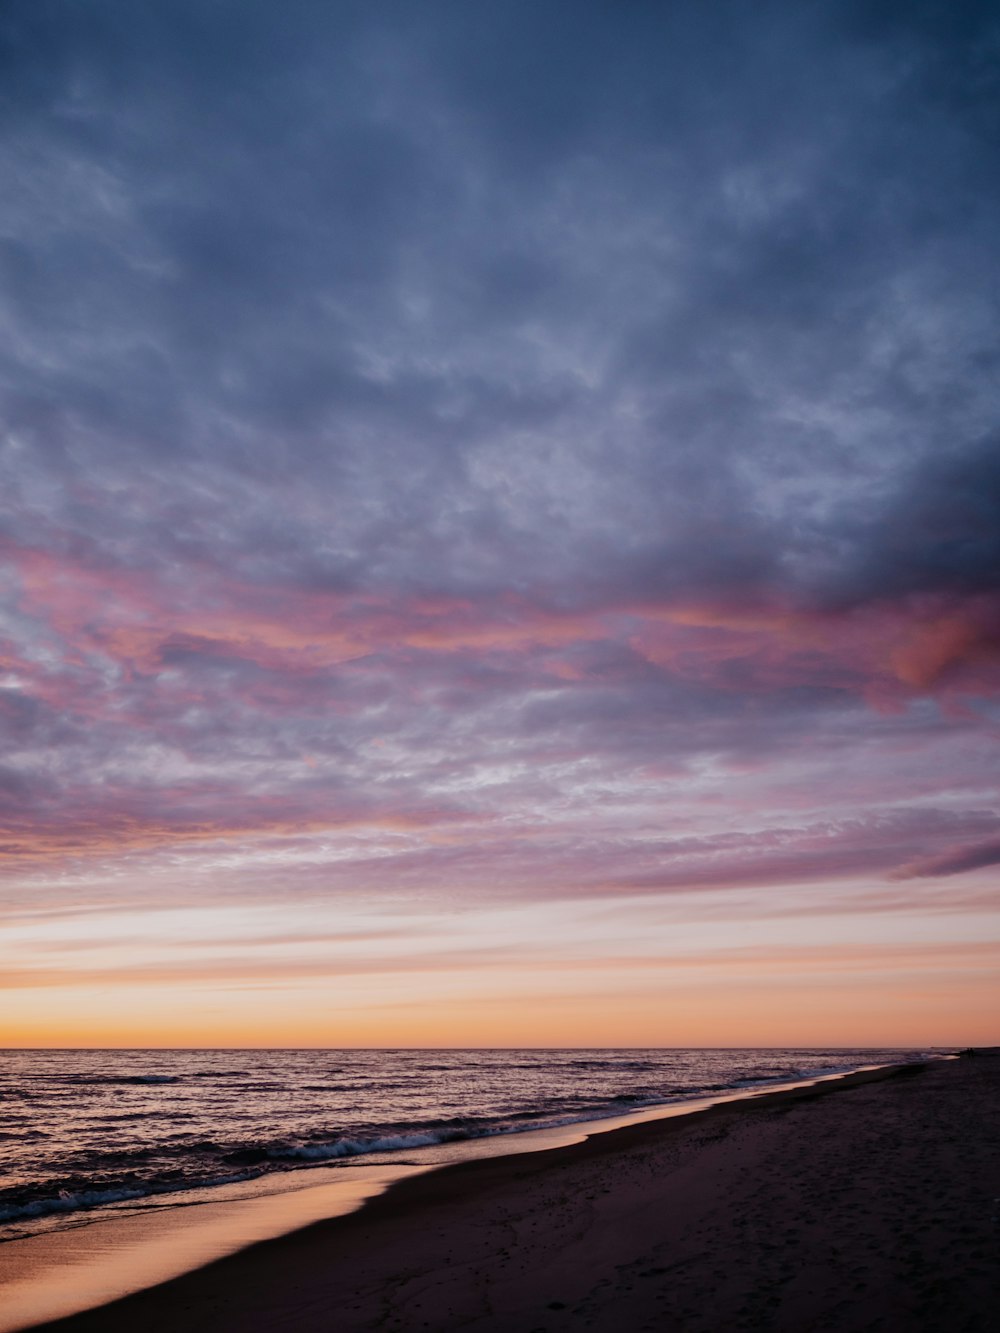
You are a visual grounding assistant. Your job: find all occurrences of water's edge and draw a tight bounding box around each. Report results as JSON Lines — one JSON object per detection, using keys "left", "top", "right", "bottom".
{"left": 0, "top": 1058, "right": 944, "bottom": 1333}
{"left": 0, "top": 1048, "right": 932, "bottom": 1235}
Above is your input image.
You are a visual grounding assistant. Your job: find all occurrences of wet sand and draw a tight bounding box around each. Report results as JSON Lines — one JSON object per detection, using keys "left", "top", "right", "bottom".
{"left": 26, "top": 1054, "right": 1000, "bottom": 1332}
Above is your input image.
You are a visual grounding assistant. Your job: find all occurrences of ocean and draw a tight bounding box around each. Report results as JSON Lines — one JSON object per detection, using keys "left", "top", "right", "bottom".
{"left": 0, "top": 1046, "right": 933, "bottom": 1241}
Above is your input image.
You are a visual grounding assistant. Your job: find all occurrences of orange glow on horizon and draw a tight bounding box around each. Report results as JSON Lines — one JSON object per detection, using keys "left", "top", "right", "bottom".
{"left": 5, "top": 942, "right": 997, "bottom": 1050}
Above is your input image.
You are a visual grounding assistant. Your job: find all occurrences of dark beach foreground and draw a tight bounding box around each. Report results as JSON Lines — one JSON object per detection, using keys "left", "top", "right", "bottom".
{"left": 28, "top": 1054, "right": 1000, "bottom": 1333}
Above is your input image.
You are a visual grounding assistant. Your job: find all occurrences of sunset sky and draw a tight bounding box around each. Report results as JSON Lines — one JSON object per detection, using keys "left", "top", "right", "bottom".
{"left": 2, "top": 1, "right": 998, "bottom": 1047}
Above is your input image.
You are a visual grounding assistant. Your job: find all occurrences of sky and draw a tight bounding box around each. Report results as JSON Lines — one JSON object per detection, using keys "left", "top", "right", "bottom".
{"left": 1, "top": 0, "right": 999, "bottom": 1048}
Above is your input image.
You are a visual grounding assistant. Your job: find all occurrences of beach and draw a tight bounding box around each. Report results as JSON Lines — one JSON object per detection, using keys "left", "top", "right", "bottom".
{"left": 19, "top": 1053, "right": 998, "bottom": 1332}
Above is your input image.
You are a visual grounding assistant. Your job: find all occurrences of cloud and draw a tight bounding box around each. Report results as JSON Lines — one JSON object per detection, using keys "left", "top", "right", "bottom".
{"left": 0, "top": 0, "right": 998, "bottom": 1011}
{"left": 892, "top": 837, "right": 1000, "bottom": 881}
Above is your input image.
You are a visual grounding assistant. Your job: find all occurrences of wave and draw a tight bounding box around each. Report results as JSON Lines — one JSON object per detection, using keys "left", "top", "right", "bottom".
{"left": 0, "top": 1171, "right": 261, "bottom": 1226}
{"left": 567, "top": 1059, "right": 657, "bottom": 1071}
{"left": 299, "top": 1083, "right": 372, "bottom": 1092}
{"left": 65, "top": 1075, "right": 181, "bottom": 1086}
{"left": 0, "top": 1186, "right": 150, "bottom": 1223}
{"left": 87, "top": 1110, "right": 190, "bottom": 1124}
{"left": 0, "top": 1096, "right": 698, "bottom": 1225}
{"left": 2, "top": 1052, "right": 930, "bottom": 1232}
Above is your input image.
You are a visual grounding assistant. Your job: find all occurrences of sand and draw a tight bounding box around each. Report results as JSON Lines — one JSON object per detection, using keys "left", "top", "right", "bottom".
{"left": 24, "top": 1054, "right": 1000, "bottom": 1332}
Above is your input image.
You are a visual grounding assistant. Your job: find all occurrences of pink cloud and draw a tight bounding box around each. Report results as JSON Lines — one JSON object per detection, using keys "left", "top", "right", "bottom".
{"left": 891, "top": 836, "right": 1000, "bottom": 880}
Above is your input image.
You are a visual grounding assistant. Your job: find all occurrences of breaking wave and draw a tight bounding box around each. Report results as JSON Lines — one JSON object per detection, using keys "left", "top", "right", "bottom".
{"left": 1, "top": 1047, "right": 937, "bottom": 1233}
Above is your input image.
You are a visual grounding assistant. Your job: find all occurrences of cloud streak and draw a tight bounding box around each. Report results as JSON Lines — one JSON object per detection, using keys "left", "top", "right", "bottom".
{"left": 892, "top": 837, "right": 1000, "bottom": 881}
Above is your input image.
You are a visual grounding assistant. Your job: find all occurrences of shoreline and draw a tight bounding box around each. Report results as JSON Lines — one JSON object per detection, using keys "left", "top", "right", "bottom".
{"left": 2, "top": 1049, "right": 913, "bottom": 1243}
{"left": 0, "top": 1055, "right": 900, "bottom": 1242}
{"left": 8, "top": 1057, "right": 990, "bottom": 1332}
{"left": 0, "top": 1063, "right": 912, "bottom": 1331}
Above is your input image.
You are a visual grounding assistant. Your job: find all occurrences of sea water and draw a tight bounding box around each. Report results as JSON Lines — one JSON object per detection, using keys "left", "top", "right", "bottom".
{"left": 0, "top": 1046, "right": 933, "bottom": 1241}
